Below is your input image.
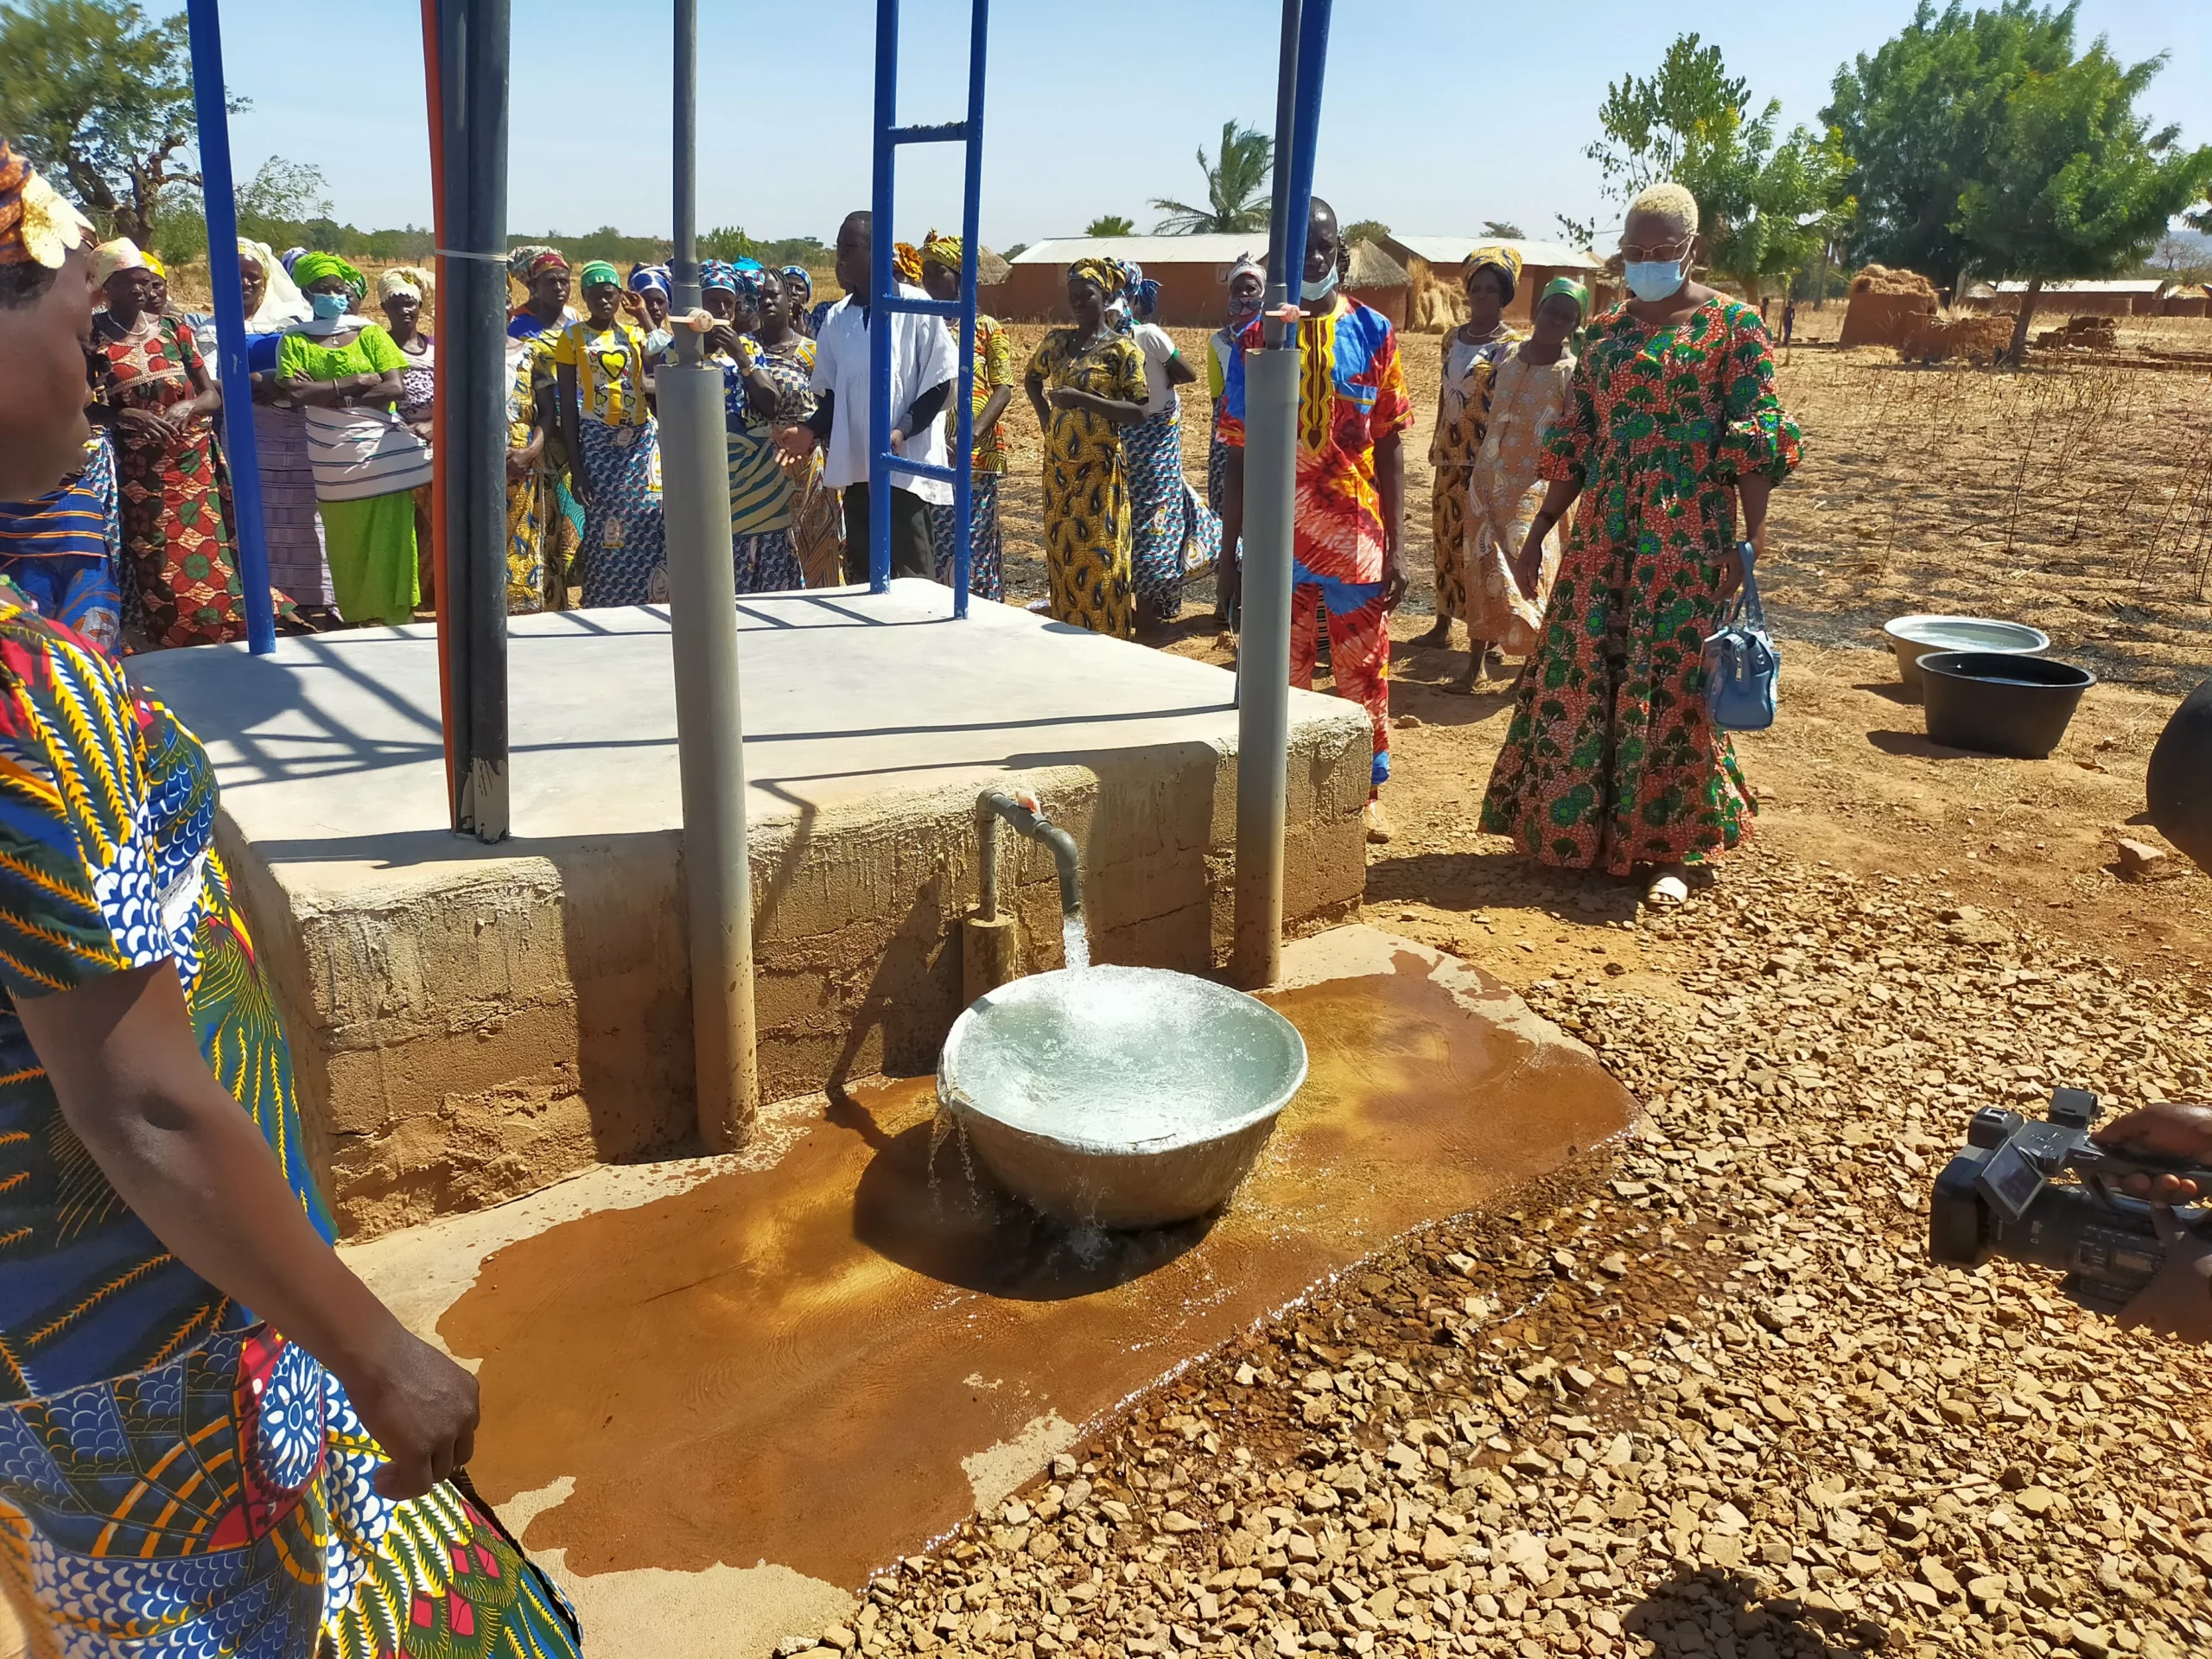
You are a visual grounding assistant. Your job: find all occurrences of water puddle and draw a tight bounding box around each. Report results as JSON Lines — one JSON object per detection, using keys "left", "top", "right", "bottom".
{"left": 439, "top": 953, "right": 1635, "bottom": 1589}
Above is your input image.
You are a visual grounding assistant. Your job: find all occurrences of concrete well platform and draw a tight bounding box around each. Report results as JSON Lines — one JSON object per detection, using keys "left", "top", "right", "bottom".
{"left": 343, "top": 927, "right": 1641, "bottom": 1659}
{"left": 129, "top": 583, "right": 1370, "bottom": 1237}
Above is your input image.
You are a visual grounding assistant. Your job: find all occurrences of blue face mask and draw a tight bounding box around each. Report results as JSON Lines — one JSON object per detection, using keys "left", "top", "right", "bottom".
{"left": 1300, "top": 264, "right": 1339, "bottom": 303}
{"left": 1623, "top": 260, "right": 1685, "bottom": 303}
{"left": 309, "top": 289, "right": 350, "bottom": 321}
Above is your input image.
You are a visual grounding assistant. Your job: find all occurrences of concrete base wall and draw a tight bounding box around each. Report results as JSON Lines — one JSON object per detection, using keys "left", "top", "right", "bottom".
{"left": 135, "top": 586, "right": 1370, "bottom": 1239}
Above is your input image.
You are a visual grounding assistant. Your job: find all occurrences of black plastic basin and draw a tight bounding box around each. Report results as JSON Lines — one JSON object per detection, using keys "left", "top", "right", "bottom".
{"left": 1919, "top": 651, "right": 2094, "bottom": 759}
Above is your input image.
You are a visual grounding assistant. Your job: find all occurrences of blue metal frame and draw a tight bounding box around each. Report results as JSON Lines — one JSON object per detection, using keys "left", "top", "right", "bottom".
{"left": 867, "top": 0, "right": 989, "bottom": 615}
{"left": 183, "top": 0, "right": 276, "bottom": 655}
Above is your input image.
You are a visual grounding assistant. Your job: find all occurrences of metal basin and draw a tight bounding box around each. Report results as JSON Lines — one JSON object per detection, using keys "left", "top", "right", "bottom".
{"left": 938, "top": 966, "right": 1307, "bottom": 1230}
{"left": 1883, "top": 614, "right": 2050, "bottom": 693}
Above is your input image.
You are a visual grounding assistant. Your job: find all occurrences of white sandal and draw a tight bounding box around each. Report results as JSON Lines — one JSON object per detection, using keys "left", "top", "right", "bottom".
{"left": 1644, "top": 866, "right": 1690, "bottom": 906}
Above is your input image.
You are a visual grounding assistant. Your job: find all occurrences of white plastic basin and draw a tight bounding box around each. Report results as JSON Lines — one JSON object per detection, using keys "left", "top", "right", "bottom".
{"left": 1883, "top": 614, "right": 2050, "bottom": 692}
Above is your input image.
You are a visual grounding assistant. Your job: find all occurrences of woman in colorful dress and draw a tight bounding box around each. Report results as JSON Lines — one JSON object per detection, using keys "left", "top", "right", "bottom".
{"left": 90, "top": 238, "right": 254, "bottom": 647}
{"left": 234, "top": 238, "right": 336, "bottom": 615}
{"left": 380, "top": 266, "right": 438, "bottom": 607}
{"left": 1481, "top": 182, "right": 1801, "bottom": 906}
{"left": 1023, "top": 258, "right": 1150, "bottom": 639}
{"left": 1414, "top": 245, "right": 1523, "bottom": 687}
{"left": 715, "top": 266, "right": 816, "bottom": 593}
{"left": 553, "top": 260, "right": 664, "bottom": 606}
{"left": 781, "top": 264, "right": 816, "bottom": 338}
{"left": 1461, "top": 276, "right": 1585, "bottom": 684}
{"left": 1205, "top": 256, "right": 1264, "bottom": 623}
{"left": 1121, "top": 276, "right": 1220, "bottom": 631}
{"left": 918, "top": 230, "right": 1013, "bottom": 602}
{"left": 0, "top": 427, "right": 123, "bottom": 652}
{"left": 0, "top": 137, "right": 585, "bottom": 1659}
{"left": 280, "top": 253, "right": 433, "bottom": 626}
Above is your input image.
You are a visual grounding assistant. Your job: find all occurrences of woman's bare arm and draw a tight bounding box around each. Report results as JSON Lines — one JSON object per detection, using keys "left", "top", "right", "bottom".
{"left": 18, "top": 963, "right": 480, "bottom": 1500}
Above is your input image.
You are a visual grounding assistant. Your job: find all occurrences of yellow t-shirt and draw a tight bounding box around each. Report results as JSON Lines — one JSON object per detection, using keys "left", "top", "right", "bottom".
{"left": 550, "top": 317, "right": 650, "bottom": 427}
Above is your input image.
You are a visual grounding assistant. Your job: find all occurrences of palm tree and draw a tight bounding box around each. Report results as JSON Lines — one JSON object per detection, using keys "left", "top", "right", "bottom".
{"left": 1084, "top": 214, "right": 1136, "bottom": 237}
{"left": 1151, "top": 123, "right": 1274, "bottom": 235}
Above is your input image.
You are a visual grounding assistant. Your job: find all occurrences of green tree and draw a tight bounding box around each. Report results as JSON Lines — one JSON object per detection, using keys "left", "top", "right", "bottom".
{"left": 701, "top": 225, "right": 760, "bottom": 262}
{"left": 149, "top": 177, "right": 204, "bottom": 266}
{"left": 1150, "top": 121, "right": 1273, "bottom": 235}
{"left": 235, "top": 155, "right": 330, "bottom": 247}
{"left": 1480, "top": 219, "right": 1524, "bottom": 239}
{"left": 0, "top": 0, "right": 207, "bottom": 246}
{"left": 1343, "top": 219, "right": 1390, "bottom": 246}
{"left": 1824, "top": 2, "right": 2080, "bottom": 288}
{"left": 1084, "top": 215, "right": 1135, "bottom": 237}
{"left": 1572, "top": 34, "right": 1853, "bottom": 300}
{"left": 1955, "top": 37, "right": 2212, "bottom": 360}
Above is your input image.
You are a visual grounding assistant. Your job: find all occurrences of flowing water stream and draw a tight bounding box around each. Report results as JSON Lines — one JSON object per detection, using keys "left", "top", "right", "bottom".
{"left": 1061, "top": 910, "right": 1090, "bottom": 969}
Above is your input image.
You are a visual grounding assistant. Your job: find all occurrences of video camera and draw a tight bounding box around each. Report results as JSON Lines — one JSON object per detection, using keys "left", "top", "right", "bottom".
{"left": 1929, "top": 1088, "right": 2212, "bottom": 1313}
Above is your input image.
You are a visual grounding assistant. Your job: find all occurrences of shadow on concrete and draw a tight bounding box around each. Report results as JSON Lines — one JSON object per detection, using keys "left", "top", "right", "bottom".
{"left": 1624, "top": 1567, "right": 1889, "bottom": 1657}
{"left": 848, "top": 1109, "right": 1215, "bottom": 1300}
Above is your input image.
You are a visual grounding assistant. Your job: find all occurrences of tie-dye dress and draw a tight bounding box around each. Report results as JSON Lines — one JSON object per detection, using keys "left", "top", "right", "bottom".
{"left": 0, "top": 592, "right": 584, "bottom": 1659}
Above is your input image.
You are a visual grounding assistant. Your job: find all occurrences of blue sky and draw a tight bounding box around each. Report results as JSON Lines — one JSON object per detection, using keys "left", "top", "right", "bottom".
{"left": 209, "top": 0, "right": 2209, "bottom": 250}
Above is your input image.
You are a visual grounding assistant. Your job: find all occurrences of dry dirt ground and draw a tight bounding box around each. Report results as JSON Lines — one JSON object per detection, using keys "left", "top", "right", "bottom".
{"left": 799, "top": 325, "right": 2212, "bottom": 1659}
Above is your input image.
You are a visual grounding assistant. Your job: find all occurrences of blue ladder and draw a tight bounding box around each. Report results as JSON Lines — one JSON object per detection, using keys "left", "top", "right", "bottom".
{"left": 867, "top": 0, "right": 988, "bottom": 615}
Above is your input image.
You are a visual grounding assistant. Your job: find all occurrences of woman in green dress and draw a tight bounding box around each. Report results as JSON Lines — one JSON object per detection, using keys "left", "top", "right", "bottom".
{"left": 279, "top": 252, "right": 433, "bottom": 626}
{"left": 1022, "top": 257, "right": 1149, "bottom": 638}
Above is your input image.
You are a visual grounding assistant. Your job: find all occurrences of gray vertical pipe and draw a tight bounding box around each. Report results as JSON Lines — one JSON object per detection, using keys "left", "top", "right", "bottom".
{"left": 1231, "top": 0, "right": 1306, "bottom": 991}
{"left": 663, "top": 0, "right": 757, "bottom": 1148}
{"left": 457, "top": 0, "right": 511, "bottom": 841}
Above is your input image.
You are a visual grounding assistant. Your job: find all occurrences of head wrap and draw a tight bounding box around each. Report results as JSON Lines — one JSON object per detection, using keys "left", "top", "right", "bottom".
{"left": 701, "top": 259, "right": 738, "bottom": 294}
{"left": 1539, "top": 275, "right": 1590, "bottom": 319}
{"left": 378, "top": 264, "right": 432, "bottom": 302}
{"left": 1224, "top": 253, "right": 1265, "bottom": 324}
{"left": 279, "top": 246, "right": 307, "bottom": 275}
{"left": 1068, "top": 256, "right": 1128, "bottom": 298}
{"left": 142, "top": 251, "right": 167, "bottom": 281}
{"left": 921, "top": 229, "right": 962, "bottom": 272}
{"left": 92, "top": 238, "right": 147, "bottom": 288}
{"left": 577, "top": 259, "right": 620, "bottom": 289}
{"left": 292, "top": 251, "right": 367, "bottom": 300}
{"left": 1463, "top": 243, "right": 1522, "bottom": 303}
{"left": 781, "top": 264, "right": 812, "bottom": 301}
{"left": 890, "top": 241, "right": 924, "bottom": 285}
{"left": 238, "top": 237, "right": 311, "bottom": 330}
{"left": 0, "top": 141, "right": 94, "bottom": 271}
{"left": 731, "top": 265, "right": 772, "bottom": 309}
{"left": 629, "top": 263, "right": 671, "bottom": 297}
{"left": 511, "top": 247, "right": 569, "bottom": 284}
{"left": 1130, "top": 276, "right": 1161, "bottom": 318}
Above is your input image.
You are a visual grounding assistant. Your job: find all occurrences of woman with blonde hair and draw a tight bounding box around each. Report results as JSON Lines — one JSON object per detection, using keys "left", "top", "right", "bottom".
{"left": 1481, "top": 181, "right": 1801, "bottom": 906}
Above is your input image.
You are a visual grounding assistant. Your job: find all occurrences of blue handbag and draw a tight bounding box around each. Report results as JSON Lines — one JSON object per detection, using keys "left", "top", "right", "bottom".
{"left": 1705, "top": 540, "right": 1779, "bottom": 732}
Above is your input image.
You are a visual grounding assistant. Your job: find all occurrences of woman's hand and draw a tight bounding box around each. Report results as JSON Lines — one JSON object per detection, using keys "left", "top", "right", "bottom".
{"left": 1717, "top": 543, "right": 1745, "bottom": 600}
{"left": 1046, "top": 387, "right": 1081, "bottom": 411}
{"left": 113, "top": 405, "right": 167, "bottom": 441}
{"left": 1510, "top": 517, "right": 1553, "bottom": 602}
{"left": 346, "top": 1327, "right": 482, "bottom": 1499}
{"left": 774, "top": 426, "right": 818, "bottom": 461}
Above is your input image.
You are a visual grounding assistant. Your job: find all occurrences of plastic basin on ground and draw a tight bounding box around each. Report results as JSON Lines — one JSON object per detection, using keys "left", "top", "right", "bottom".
{"left": 1919, "top": 650, "right": 2095, "bottom": 760}
{"left": 1883, "top": 614, "right": 2050, "bottom": 694}
{"left": 938, "top": 965, "right": 1308, "bottom": 1230}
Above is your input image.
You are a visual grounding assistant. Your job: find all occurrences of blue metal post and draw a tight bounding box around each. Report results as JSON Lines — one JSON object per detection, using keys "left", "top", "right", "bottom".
{"left": 868, "top": 0, "right": 899, "bottom": 594}
{"left": 949, "top": 0, "right": 990, "bottom": 616}
{"left": 183, "top": 0, "right": 276, "bottom": 655}
{"left": 1283, "top": 0, "right": 1332, "bottom": 293}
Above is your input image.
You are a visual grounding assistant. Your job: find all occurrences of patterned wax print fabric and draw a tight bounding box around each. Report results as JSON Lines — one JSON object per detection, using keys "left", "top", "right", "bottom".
{"left": 573, "top": 417, "right": 665, "bottom": 606}
{"left": 0, "top": 594, "right": 586, "bottom": 1659}
{"left": 1464, "top": 340, "right": 1576, "bottom": 656}
{"left": 1122, "top": 410, "right": 1222, "bottom": 621}
{"left": 1205, "top": 330, "right": 1236, "bottom": 518}
{"left": 1480, "top": 297, "right": 1802, "bottom": 874}
{"left": 924, "top": 474, "right": 1003, "bottom": 603}
{"left": 397, "top": 336, "right": 436, "bottom": 423}
{"left": 1222, "top": 297, "right": 1414, "bottom": 787}
{"left": 93, "top": 314, "right": 254, "bottom": 648}
{"left": 1026, "top": 327, "right": 1149, "bottom": 639}
{"left": 0, "top": 435, "right": 123, "bottom": 653}
{"left": 733, "top": 530, "right": 803, "bottom": 594}
{"left": 505, "top": 338, "right": 576, "bottom": 613}
{"left": 722, "top": 334, "right": 817, "bottom": 542}
{"left": 1427, "top": 327, "right": 1520, "bottom": 626}
{"left": 278, "top": 327, "right": 426, "bottom": 626}
{"left": 550, "top": 316, "right": 652, "bottom": 427}
{"left": 953, "top": 314, "right": 1014, "bottom": 476}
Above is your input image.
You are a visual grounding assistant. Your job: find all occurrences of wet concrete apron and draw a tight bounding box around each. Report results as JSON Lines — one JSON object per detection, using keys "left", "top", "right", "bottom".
{"left": 429, "top": 929, "right": 1637, "bottom": 1606}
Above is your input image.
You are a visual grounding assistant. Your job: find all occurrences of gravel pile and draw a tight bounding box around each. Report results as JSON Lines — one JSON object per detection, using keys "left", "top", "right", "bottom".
{"left": 797, "top": 852, "right": 2212, "bottom": 1659}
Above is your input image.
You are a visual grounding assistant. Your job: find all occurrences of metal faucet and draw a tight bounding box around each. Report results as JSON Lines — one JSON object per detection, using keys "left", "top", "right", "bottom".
{"left": 977, "top": 789, "right": 1083, "bottom": 921}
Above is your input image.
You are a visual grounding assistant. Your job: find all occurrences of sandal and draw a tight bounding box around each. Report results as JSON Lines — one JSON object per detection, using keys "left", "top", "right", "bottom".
{"left": 1643, "top": 865, "right": 1690, "bottom": 906}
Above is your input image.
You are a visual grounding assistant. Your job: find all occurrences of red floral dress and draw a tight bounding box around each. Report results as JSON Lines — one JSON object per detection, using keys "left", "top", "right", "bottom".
{"left": 1480, "top": 296, "right": 1802, "bottom": 874}
{"left": 95, "top": 313, "right": 251, "bottom": 648}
